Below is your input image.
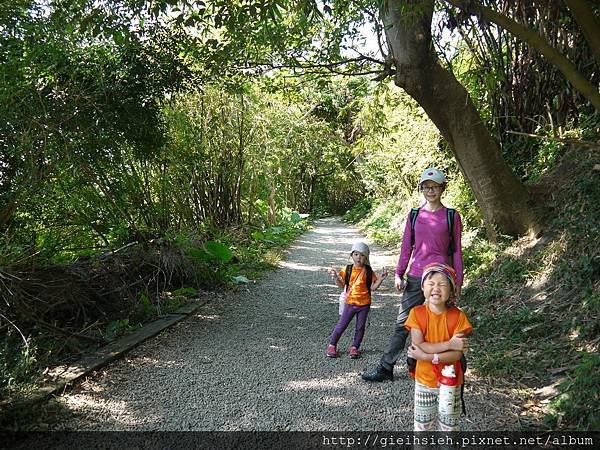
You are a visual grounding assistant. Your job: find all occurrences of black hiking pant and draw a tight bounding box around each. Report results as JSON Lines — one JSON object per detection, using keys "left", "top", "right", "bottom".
{"left": 379, "top": 275, "right": 425, "bottom": 372}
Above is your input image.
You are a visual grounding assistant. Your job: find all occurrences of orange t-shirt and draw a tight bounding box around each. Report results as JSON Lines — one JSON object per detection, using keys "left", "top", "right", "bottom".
{"left": 405, "top": 304, "right": 473, "bottom": 388}
{"left": 339, "top": 266, "right": 377, "bottom": 307}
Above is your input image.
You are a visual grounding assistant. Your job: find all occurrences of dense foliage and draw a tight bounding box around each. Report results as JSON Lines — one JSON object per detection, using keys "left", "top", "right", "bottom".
{"left": 0, "top": 2, "right": 364, "bottom": 403}
{"left": 1, "top": 0, "right": 598, "bottom": 432}
{"left": 440, "top": 0, "right": 600, "bottom": 179}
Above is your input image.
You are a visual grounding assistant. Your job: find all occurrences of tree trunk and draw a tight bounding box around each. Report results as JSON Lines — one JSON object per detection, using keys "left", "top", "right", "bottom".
{"left": 382, "top": 0, "right": 540, "bottom": 237}
{"left": 0, "top": 199, "right": 18, "bottom": 229}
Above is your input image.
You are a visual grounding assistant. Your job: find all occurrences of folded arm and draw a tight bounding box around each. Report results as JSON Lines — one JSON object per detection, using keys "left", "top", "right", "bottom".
{"left": 407, "top": 327, "right": 468, "bottom": 363}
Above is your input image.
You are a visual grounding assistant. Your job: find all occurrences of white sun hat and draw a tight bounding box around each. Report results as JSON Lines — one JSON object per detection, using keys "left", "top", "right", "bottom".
{"left": 350, "top": 241, "right": 370, "bottom": 263}
{"left": 419, "top": 168, "right": 446, "bottom": 185}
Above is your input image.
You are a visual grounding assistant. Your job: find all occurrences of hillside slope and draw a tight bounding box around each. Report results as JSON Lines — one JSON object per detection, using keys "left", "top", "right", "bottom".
{"left": 463, "top": 145, "right": 599, "bottom": 431}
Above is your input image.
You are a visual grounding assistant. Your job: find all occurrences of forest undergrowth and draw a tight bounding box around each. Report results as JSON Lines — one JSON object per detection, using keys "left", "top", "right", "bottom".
{"left": 349, "top": 145, "right": 599, "bottom": 431}
{"left": 0, "top": 215, "right": 309, "bottom": 416}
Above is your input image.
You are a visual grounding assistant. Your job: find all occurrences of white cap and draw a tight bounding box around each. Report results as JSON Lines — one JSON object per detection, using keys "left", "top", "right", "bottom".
{"left": 419, "top": 168, "right": 446, "bottom": 185}
{"left": 350, "top": 241, "right": 370, "bottom": 263}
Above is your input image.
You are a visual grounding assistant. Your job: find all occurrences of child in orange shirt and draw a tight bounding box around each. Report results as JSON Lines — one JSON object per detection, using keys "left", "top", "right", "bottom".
{"left": 406, "top": 263, "right": 472, "bottom": 431}
{"left": 327, "top": 241, "right": 388, "bottom": 359}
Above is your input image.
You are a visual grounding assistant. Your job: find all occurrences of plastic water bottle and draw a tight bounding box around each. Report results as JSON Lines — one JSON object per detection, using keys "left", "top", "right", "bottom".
{"left": 438, "top": 364, "right": 457, "bottom": 415}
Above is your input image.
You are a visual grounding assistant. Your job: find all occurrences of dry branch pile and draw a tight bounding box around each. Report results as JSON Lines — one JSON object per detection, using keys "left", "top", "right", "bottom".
{"left": 0, "top": 240, "right": 205, "bottom": 370}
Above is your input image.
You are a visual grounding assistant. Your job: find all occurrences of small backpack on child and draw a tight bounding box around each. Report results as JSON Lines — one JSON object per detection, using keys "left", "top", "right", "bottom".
{"left": 338, "top": 265, "right": 373, "bottom": 315}
{"left": 407, "top": 304, "right": 468, "bottom": 415}
{"left": 343, "top": 264, "right": 373, "bottom": 293}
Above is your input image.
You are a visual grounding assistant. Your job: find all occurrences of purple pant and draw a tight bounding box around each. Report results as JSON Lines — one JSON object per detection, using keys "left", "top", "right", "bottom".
{"left": 329, "top": 304, "right": 370, "bottom": 349}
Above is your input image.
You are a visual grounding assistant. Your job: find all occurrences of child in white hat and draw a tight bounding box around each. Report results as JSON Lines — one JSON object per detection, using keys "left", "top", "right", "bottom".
{"left": 326, "top": 241, "right": 388, "bottom": 358}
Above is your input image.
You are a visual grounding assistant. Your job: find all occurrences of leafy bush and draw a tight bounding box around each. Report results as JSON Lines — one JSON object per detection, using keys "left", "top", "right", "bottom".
{"left": 105, "top": 319, "right": 132, "bottom": 343}
{"left": 343, "top": 198, "right": 372, "bottom": 223}
{"left": 548, "top": 353, "right": 600, "bottom": 430}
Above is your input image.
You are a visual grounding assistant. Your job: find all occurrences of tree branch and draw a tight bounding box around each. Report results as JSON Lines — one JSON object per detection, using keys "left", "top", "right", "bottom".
{"left": 444, "top": 0, "right": 600, "bottom": 111}
{"left": 505, "top": 130, "right": 599, "bottom": 147}
{"left": 233, "top": 55, "right": 387, "bottom": 78}
{"left": 563, "top": 0, "right": 600, "bottom": 67}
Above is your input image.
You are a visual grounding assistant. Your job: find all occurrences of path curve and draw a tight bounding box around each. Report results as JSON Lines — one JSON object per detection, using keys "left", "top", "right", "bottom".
{"left": 56, "top": 218, "right": 519, "bottom": 431}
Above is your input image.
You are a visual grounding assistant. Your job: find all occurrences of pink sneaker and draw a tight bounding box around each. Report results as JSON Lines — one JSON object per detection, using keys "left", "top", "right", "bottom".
{"left": 326, "top": 344, "right": 337, "bottom": 358}
{"left": 349, "top": 346, "right": 360, "bottom": 359}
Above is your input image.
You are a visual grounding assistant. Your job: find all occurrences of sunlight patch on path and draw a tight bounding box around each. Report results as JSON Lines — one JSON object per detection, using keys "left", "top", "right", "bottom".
{"left": 285, "top": 372, "right": 364, "bottom": 391}
{"left": 278, "top": 260, "right": 325, "bottom": 272}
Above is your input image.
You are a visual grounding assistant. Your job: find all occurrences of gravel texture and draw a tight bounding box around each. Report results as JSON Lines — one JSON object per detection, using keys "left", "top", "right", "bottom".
{"left": 55, "top": 218, "right": 520, "bottom": 431}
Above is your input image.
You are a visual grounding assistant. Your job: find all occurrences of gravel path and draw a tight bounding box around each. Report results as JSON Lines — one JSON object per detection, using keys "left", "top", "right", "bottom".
{"left": 55, "top": 217, "right": 520, "bottom": 431}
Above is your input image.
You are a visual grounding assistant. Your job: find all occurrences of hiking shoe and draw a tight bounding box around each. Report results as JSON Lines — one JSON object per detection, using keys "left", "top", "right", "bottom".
{"left": 349, "top": 347, "right": 360, "bottom": 359}
{"left": 326, "top": 344, "right": 337, "bottom": 358}
{"left": 361, "top": 365, "right": 394, "bottom": 382}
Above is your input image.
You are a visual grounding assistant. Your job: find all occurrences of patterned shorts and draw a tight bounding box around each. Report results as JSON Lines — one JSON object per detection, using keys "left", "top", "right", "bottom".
{"left": 414, "top": 381, "right": 461, "bottom": 431}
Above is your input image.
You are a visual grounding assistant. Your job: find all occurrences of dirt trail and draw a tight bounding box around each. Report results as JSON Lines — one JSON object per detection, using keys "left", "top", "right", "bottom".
{"left": 54, "top": 217, "right": 520, "bottom": 431}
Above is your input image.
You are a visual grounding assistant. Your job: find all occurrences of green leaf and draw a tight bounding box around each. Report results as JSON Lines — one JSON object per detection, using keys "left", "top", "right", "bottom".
{"left": 251, "top": 231, "right": 265, "bottom": 241}
{"left": 232, "top": 275, "right": 250, "bottom": 284}
{"left": 113, "top": 31, "right": 124, "bottom": 44}
{"left": 172, "top": 287, "right": 198, "bottom": 297}
{"left": 187, "top": 248, "right": 209, "bottom": 262}
{"left": 203, "top": 241, "right": 233, "bottom": 262}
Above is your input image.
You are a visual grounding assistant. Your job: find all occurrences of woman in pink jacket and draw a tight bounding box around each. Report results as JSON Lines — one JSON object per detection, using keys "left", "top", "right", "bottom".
{"left": 361, "top": 168, "right": 464, "bottom": 382}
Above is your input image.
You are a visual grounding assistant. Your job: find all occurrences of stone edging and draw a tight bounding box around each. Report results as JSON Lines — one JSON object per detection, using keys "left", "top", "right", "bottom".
{"left": 1, "top": 300, "right": 209, "bottom": 410}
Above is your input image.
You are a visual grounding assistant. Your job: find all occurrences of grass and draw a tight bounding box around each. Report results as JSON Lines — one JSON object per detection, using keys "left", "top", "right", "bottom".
{"left": 346, "top": 197, "right": 409, "bottom": 246}
{"left": 548, "top": 353, "right": 600, "bottom": 430}
{"left": 459, "top": 188, "right": 599, "bottom": 431}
